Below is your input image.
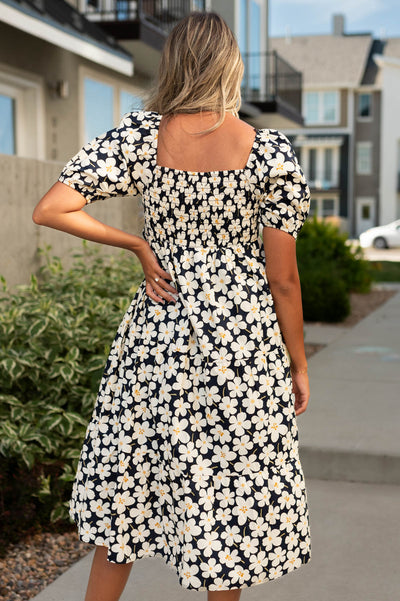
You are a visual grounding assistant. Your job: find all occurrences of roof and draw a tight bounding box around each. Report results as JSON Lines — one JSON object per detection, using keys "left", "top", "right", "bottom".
{"left": 270, "top": 34, "right": 373, "bottom": 87}
{"left": 383, "top": 38, "right": 400, "bottom": 59}
{"left": 0, "top": 0, "right": 133, "bottom": 75}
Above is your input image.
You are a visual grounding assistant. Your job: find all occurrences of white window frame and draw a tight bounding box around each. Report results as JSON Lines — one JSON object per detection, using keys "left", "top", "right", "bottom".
{"left": 79, "top": 66, "right": 147, "bottom": 146}
{"left": 357, "top": 92, "right": 373, "bottom": 121}
{"left": 304, "top": 90, "right": 340, "bottom": 126}
{"left": 356, "top": 141, "right": 373, "bottom": 175}
{"left": 0, "top": 65, "right": 45, "bottom": 159}
{"left": 309, "top": 196, "right": 339, "bottom": 218}
{"left": 302, "top": 145, "right": 340, "bottom": 189}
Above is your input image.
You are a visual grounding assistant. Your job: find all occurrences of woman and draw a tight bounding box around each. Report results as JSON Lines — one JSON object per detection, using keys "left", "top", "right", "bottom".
{"left": 33, "top": 11, "right": 311, "bottom": 601}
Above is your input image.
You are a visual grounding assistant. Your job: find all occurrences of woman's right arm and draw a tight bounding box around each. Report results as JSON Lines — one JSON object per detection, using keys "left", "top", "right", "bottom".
{"left": 262, "top": 226, "right": 309, "bottom": 416}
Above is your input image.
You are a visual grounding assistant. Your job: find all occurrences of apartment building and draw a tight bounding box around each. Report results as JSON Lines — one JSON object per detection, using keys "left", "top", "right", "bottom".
{"left": 80, "top": 0, "right": 304, "bottom": 127}
{"left": 1, "top": 0, "right": 304, "bottom": 286}
{"left": 269, "top": 15, "right": 400, "bottom": 237}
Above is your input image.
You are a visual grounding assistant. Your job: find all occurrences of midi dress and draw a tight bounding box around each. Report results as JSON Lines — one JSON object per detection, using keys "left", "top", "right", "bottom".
{"left": 57, "top": 109, "right": 312, "bottom": 591}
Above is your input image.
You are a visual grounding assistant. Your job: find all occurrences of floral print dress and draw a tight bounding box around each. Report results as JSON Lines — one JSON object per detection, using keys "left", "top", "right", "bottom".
{"left": 58, "top": 110, "right": 312, "bottom": 591}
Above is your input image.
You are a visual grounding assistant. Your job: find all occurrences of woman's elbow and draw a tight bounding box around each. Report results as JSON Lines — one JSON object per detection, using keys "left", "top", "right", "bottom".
{"left": 32, "top": 193, "right": 57, "bottom": 226}
{"left": 32, "top": 202, "right": 48, "bottom": 225}
{"left": 267, "top": 272, "right": 300, "bottom": 296}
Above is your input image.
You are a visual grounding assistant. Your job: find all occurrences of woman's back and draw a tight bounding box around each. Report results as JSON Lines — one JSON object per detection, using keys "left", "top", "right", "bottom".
{"left": 156, "top": 112, "right": 257, "bottom": 173}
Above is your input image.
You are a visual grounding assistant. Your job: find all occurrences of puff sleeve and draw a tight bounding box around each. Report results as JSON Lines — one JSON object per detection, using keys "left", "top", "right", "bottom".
{"left": 258, "top": 129, "right": 310, "bottom": 239}
{"left": 57, "top": 112, "right": 142, "bottom": 204}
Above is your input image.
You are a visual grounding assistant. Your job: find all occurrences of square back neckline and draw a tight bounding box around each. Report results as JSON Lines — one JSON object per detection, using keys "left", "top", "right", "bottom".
{"left": 151, "top": 112, "right": 259, "bottom": 177}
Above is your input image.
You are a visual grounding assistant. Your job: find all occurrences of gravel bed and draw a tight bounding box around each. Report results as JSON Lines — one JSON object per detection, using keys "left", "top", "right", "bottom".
{"left": 0, "top": 530, "right": 92, "bottom": 601}
{"left": 0, "top": 287, "right": 397, "bottom": 601}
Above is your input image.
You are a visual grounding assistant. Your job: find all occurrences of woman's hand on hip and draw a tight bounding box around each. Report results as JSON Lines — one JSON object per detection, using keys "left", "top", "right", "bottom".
{"left": 135, "top": 240, "right": 178, "bottom": 304}
{"left": 292, "top": 372, "right": 310, "bottom": 416}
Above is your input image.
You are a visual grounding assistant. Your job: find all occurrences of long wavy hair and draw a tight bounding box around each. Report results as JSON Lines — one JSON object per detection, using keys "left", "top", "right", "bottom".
{"left": 145, "top": 12, "right": 244, "bottom": 134}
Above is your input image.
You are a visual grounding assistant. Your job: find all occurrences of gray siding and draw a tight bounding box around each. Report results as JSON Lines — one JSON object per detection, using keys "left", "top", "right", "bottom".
{"left": 353, "top": 90, "right": 381, "bottom": 226}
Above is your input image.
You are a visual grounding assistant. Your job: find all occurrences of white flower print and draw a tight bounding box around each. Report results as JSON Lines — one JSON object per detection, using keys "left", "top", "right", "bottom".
{"left": 111, "top": 533, "right": 132, "bottom": 562}
{"left": 60, "top": 111, "right": 311, "bottom": 590}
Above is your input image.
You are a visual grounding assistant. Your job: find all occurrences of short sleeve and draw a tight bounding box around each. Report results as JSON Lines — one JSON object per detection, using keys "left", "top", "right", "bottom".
{"left": 57, "top": 113, "right": 142, "bottom": 204}
{"left": 258, "top": 129, "right": 310, "bottom": 239}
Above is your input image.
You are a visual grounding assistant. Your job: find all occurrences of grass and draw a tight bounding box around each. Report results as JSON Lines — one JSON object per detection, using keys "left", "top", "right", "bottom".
{"left": 369, "top": 261, "right": 400, "bottom": 282}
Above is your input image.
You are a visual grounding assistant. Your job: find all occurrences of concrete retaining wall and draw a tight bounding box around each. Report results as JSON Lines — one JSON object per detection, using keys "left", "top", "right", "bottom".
{"left": 0, "top": 154, "right": 144, "bottom": 287}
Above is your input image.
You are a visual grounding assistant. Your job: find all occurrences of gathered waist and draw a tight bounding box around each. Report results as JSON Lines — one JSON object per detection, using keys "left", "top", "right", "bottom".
{"left": 148, "top": 236, "right": 264, "bottom": 259}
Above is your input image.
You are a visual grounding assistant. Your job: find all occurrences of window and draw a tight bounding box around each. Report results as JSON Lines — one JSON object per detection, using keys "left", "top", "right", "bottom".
{"left": 238, "top": 0, "right": 264, "bottom": 94}
{"left": 357, "top": 142, "right": 372, "bottom": 175}
{"left": 304, "top": 145, "right": 338, "bottom": 189}
{"left": 324, "top": 148, "right": 333, "bottom": 183}
{"left": 358, "top": 93, "right": 372, "bottom": 118}
{"left": 120, "top": 90, "right": 143, "bottom": 117}
{"left": 0, "top": 71, "right": 44, "bottom": 159}
{"left": 84, "top": 77, "right": 114, "bottom": 142}
{"left": 0, "top": 94, "right": 15, "bottom": 155}
{"left": 239, "top": 0, "right": 247, "bottom": 52}
{"left": 309, "top": 148, "right": 317, "bottom": 181}
{"left": 81, "top": 70, "right": 146, "bottom": 144}
{"left": 305, "top": 92, "right": 319, "bottom": 123}
{"left": 249, "top": 0, "right": 261, "bottom": 90}
{"left": 322, "top": 198, "right": 335, "bottom": 217}
{"left": 361, "top": 204, "right": 370, "bottom": 220}
{"left": 304, "top": 91, "right": 340, "bottom": 125}
{"left": 309, "top": 198, "right": 317, "bottom": 217}
{"left": 309, "top": 197, "right": 338, "bottom": 218}
{"left": 192, "top": 0, "right": 206, "bottom": 10}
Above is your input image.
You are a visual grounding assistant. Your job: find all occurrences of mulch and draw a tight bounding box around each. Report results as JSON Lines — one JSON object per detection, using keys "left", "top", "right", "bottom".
{"left": 0, "top": 287, "right": 397, "bottom": 601}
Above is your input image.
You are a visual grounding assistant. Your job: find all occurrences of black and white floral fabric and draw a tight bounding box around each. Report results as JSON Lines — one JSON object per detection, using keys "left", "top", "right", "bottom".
{"left": 58, "top": 111, "right": 311, "bottom": 591}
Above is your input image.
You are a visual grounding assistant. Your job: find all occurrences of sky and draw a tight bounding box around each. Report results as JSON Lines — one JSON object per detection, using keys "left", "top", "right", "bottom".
{"left": 269, "top": 0, "right": 400, "bottom": 39}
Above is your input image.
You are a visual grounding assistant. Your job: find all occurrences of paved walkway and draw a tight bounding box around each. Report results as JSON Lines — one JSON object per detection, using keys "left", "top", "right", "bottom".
{"left": 301, "top": 289, "right": 400, "bottom": 485}
{"left": 32, "top": 291, "right": 400, "bottom": 601}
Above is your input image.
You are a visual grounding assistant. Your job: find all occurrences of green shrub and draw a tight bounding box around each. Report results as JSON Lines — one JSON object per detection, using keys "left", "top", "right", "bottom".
{"left": 296, "top": 217, "right": 372, "bottom": 322}
{"left": 0, "top": 244, "right": 144, "bottom": 536}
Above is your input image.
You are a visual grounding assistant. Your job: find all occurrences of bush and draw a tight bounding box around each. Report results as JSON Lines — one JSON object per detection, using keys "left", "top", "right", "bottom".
{"left": 296, "top": 217, "right": 372, "bottom": 322}
{"left": 0, "top": 244, "right": 144, "bottom": 540}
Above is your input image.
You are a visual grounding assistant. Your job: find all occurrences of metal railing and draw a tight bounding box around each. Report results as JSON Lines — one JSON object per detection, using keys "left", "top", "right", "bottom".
{"left": 241, "top": 51, "right": 302, "bottom": 115}
{"left": 84, "top": 0, "right": 206, "bottom": 33}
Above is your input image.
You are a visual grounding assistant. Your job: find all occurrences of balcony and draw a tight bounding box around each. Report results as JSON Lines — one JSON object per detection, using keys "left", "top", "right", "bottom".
{"left": 83, "top": 0, "right": 205, "bottom": 50}
{"left": 240, "top": 51, "right": 303, "bottom": 126}
{"left": 306, "top": 170, "right": 340, "bottom": 191}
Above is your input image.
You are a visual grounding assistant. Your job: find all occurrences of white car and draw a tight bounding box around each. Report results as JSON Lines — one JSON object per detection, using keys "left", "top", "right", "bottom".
{"left": 359, "top": 220, "right": 400, "bottom": 249}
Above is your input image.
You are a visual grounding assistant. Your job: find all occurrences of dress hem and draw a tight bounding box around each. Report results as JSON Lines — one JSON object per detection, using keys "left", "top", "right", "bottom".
{"left": 72, "top": 518, "right": 311, "bottom": 592}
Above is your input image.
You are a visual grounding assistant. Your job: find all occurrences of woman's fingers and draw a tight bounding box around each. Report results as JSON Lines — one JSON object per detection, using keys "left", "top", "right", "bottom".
{"left": 136, "top": 241, "right": 178, "bottom": 304}
{"left": 145, "top": 280, "right": 166, "bottom": 304}
{"left": 146, "top": 273, "right": 178, "bottom": 304}
{"left": 153, "top": 272, "right": 178, "bottom": 295}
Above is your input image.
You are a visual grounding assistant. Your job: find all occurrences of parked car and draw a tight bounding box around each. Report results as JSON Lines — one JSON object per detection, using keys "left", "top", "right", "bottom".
{"left": 359, "top": 220, "right": 400, "bottom": 249}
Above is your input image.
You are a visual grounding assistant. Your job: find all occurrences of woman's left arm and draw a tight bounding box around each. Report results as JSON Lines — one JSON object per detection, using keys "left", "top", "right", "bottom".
{"left": 32, "top": 182, "right": 177, "bottom": 304}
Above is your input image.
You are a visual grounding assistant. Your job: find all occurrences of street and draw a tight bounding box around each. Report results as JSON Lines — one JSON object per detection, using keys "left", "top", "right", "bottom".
{"left": 349, "top": 243, "right": 400, "bottom": 262}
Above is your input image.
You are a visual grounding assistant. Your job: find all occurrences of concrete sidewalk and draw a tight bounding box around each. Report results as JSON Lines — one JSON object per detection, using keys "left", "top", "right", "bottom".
{"left": 301, "top": 289, "right": 400, "bottom": 485}
{"left": 31, "top": 291, "right": 400, "bottom": 601}
{"left": 31, "top": 478, "right": 400, "bottom": 601}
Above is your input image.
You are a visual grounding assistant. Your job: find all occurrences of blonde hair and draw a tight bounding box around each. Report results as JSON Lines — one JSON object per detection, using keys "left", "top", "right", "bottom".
{"left": 146, "top": 12, "right": 244, "bottom": 134}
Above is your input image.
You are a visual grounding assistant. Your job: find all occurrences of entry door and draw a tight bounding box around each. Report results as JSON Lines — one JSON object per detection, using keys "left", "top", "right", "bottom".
{"left": 356, "top": 197, "right": 375, "bottom": 237}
